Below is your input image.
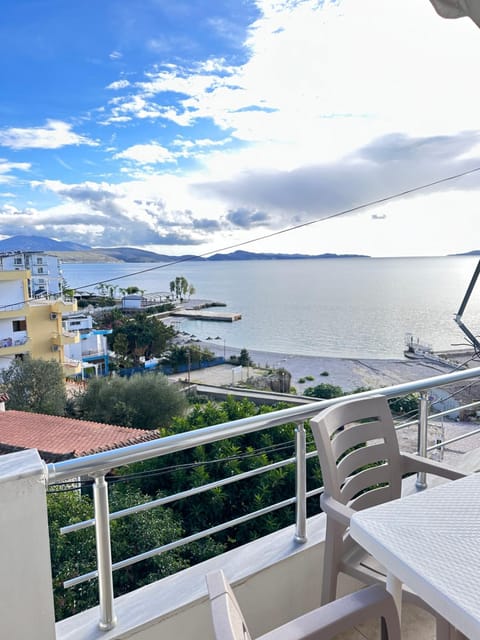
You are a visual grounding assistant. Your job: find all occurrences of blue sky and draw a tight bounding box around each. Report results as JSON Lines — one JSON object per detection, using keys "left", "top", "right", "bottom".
{"left": 1, "top": 0, "right": 480, "bottom": 257}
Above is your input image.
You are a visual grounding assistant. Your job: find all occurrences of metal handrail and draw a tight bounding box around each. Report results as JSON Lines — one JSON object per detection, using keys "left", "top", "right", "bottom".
{"left": 46, "top": 365, "right": 480, "bottom": 631}
{"left": 46, "top": 365, "right": 480, "bottom": 484}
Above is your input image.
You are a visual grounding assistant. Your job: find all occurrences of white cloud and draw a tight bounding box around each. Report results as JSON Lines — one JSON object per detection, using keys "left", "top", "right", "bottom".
{"left": 114, "top": 142, "right": 177, "bottom": 165}
{"left": 107, "top": 79, "right": 131, "bottom": 90}
{"left": 109, "top": 51, "right": 123, "bottom": 60}
{"left": 0, "top": 159, "right": 31, "bottom": 183}
{"left": 3, "top": 0, "right": 480, "bottom": 258}
{"left": 0, "top": 120, "right": 98, "bottom": 150}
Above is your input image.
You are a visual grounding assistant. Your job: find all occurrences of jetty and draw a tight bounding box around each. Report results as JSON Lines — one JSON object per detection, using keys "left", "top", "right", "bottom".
{"left": 171, "top": 309, "right": 242, "bottom": 322}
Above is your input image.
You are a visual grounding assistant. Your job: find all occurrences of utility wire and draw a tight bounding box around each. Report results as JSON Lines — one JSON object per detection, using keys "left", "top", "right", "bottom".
{"left": 1, "top": 164, "right": 480, "bottom": 309}
{"left": 47, "top": 436, "right": 316, "bottom": 492}
{"left": 43, "top": 164, "right": 480, "bottom": 293}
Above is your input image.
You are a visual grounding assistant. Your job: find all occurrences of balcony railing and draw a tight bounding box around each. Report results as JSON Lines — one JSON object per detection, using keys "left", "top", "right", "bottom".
{"left": 51, "top": 331, "right": 79, "bottom": 346}
{"left": 45, "top": 365, "right": 480, "bottom": 631}
{"left": 0, "top": 336, "right": 31, "bottom": 354}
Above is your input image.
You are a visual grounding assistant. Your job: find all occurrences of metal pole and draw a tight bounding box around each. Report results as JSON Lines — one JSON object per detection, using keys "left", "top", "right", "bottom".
{"left": 416, "top": 391, "right": 429, "bottom": 490}
{"left": 92, "top": 473, "right": 117, "bottom": 631}
{"left": 295, "top": 422, "right": 307, "bottom": 543}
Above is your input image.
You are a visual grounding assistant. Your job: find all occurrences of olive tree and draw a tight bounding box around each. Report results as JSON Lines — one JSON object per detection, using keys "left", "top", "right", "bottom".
{"left": 74, "top": 372, "right": 187, "bottom": 430}
{"left": 0, "top": 356, "right": 67, "bottom": 415}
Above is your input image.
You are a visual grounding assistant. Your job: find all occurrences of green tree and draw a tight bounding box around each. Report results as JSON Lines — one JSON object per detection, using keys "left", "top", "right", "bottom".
{"left": 121, "top": 396, "right": 322, "bottom": 549}
{"left": 163, "top": 344, "right": 214, "bottom": 371}
{"left": 238, "top": 348, "right": 253, "bottom": 366}
{"left": 389, "top": 393, "right": 419, "bottom": 415}
{"left": 109, "top": 314, "right": 175, "bottom": 365}
{"left": 74, "top": 373, "right": 187, "bottom": 430}
{"left": 303, "top": 382, "right": 344, "bottom": 399}
{"left": 47, "top": 485, "right": 187, "bottom": 620}
{"left": 0, "top": 356, "right": 67, "bottom": 415}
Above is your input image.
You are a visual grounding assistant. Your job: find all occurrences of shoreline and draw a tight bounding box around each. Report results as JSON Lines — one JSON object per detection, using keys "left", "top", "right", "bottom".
{"left": 198, "top": 342, "right": 456, "bottom": 393}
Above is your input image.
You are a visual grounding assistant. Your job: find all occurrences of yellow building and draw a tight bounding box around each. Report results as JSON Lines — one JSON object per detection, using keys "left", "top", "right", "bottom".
{"left": 0, "top": 259, "right": 81, "bottom": 376}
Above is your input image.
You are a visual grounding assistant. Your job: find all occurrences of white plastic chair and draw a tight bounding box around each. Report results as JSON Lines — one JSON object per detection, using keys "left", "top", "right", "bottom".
{"left": 206, "top": 569, "right": 400, "bottom": 640}
{"left": 310, "top": 394, "right": 466, "bottom": 637}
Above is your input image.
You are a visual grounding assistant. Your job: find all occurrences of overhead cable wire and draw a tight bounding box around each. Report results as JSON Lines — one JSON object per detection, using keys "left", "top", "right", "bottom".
{"left": 47, "top": 436, "right": 315, "bottom": 492}
{"left": 34, "top": 164, "right": 480, "bottom": 295}
{"left": 1, "top": 164, "right": 480, "bottom": 310}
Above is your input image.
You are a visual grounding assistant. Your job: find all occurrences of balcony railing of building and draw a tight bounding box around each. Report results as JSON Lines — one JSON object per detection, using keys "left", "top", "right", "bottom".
{"left": 0, "top": 301, "right": 26, "bottom": 312}
{"left": 46, "top": 365, "right": 480, "bottom": 632}
{"left": 51, "top": 330, "right": 79, "bottom": 346}
{"left": 0, "top": 336, "right": 31, "bottom": 354}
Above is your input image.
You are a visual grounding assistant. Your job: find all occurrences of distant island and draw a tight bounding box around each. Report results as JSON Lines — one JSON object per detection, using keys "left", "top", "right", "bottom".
{"left": 0, "top": 235, "right": 369, "bottom": 263}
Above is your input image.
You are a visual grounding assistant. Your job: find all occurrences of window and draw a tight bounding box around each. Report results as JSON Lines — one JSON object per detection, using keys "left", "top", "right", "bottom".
{"left": 14, "top": 258, "right": 23, "bottom": 265}
{"left": 12, "top": 319, "right": 26, "bottom": 332}
{"left": 37, "top": 267, "right": 44, "bottom": 274}
{"left": 36, "top": 258, "right": 43, "bottom": 265}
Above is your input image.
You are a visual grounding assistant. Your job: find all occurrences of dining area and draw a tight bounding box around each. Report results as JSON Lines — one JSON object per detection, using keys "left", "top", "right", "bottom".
{"left": 208, "top": 394, "right": 478, "bottom": 639}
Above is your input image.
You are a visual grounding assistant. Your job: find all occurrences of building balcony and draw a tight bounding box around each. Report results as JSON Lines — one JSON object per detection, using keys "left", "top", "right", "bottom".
{"left": 0, "top": 301, "right": 27, "bottom": 318}
{"left": 0, "top": 336, "right": 31, "bottom": 355}
{"left": 51, "top": 331, "right": 80, "bottom": 346}
{"left": 2, "top": 366, "right": 480, "bottom": 640}
{"left": 62, "top": 357, "right": 82, "bottom": 376}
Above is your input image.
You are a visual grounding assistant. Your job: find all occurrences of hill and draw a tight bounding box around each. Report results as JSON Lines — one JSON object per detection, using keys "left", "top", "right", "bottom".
{"left": 0, "top": 235, "right": 369, "bottom": 262}
{"left": 0, "top": 235, "right": 89, "bottom": 252}
{"left": 91, "top": 247, "right": 201, "bottom": 263}
{"left": 208, "top": 250, "right": 368, "bottom": 260}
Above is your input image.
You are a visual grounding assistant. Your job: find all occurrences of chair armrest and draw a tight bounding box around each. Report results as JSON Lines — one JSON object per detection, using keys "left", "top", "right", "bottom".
{"left": 400, "top": 452, "right": 467, "bottom": 480}
{"left": 320, "top": 494, "right": 355, "bottom": 527}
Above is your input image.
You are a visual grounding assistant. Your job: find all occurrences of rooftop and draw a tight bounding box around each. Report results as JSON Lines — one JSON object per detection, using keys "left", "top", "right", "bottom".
{"left": 0, "top": 410, "right": 158, "bottom": 462}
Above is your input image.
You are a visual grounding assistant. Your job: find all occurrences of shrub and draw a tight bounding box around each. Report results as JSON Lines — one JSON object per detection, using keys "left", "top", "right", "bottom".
{"left": 304, "top": 383, "right": 344, "bottom": 399}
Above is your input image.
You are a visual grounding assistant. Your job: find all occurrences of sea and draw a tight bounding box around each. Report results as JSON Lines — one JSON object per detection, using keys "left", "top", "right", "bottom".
{"left": 62, "top": 256, "right": 480, "bottom": 360}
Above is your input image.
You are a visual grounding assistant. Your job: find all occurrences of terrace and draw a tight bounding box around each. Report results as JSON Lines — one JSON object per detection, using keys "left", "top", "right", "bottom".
{"left": 3, "top": 365, "right": 480, "bottom": 640}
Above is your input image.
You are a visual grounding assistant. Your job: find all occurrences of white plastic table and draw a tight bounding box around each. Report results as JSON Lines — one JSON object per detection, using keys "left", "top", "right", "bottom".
{"left": 350, "top": 473, "right": 480, "bottom": 639}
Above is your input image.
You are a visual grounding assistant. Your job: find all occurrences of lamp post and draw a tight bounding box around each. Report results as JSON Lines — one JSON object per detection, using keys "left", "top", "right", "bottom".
{"left": 207, "top": 335, "right": 226, "bottom": 360}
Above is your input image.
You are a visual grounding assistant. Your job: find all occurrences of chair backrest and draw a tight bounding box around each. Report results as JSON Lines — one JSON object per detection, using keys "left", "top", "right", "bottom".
{"left": 206, "top": 570, "right": 252, "bottom": 640}
{"left": 310, "top": 395, "right": 404, "bottom": 511}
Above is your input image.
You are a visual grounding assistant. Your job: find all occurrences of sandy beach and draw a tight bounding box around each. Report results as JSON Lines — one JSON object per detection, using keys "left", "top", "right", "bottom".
{"left": 193, "top": 342, "right": 456, "bottom": 393}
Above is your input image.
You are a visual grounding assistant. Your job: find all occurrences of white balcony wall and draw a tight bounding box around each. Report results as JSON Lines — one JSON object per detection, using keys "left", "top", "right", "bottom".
{"left": 81, "top": 333, "right": 108, "bottom": 356}
{"left": 56, "top": 515, "right": 335, "bottom": 640}
{"left": 64, "top": 341, "right": 83, "bottom": 363}
{"left": 0, "top": 449, "right": 56, "bottom": 640}
{"left": 0, "top": 278, "right": 25, "bottom": 306}
{"left": 64, "top": 315, "right": 93, "bottom": 332}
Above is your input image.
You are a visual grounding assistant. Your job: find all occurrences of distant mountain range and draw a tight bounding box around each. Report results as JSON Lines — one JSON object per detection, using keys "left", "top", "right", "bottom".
{"left": 0, "top": 235, "right": 369, "bottom": 262}
{"left": 0, "top": 235, "right": 89, "bottom": 252}
{"left": 4, "top": 234, "right": 479, "bottom": 262}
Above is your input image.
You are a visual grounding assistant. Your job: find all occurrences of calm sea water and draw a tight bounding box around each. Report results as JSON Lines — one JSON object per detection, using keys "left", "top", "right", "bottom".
{"left": 62, "top": 256, "right": 480, "bottom": 360}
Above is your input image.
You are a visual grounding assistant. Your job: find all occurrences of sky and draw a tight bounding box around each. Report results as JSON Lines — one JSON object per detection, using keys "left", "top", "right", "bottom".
{"left": 1, "top": 0, "right": 480, "bottom": 258}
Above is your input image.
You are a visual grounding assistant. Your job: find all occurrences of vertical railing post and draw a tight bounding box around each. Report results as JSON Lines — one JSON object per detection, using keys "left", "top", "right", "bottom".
{"left": 416, "top": 391, "right": 429, "bottom": 490}
{"left": 295, "top": 421, "right": 307, "bottom": 543}
{"left": 92, "top": 472, "right": 117, "bottom": 631}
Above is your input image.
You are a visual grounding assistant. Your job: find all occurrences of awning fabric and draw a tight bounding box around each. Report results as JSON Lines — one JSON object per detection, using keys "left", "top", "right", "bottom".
{"left": 429, "top": 0, "right": 480, "bottom": 28}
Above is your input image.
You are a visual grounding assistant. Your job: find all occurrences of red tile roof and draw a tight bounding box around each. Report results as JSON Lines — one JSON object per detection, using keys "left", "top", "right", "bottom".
{"left": 0, "top": 410, "right": 159, "bottom": 462}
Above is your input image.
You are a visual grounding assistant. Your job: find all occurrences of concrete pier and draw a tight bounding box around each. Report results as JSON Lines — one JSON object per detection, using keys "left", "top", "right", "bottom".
{"left": 171, "top": 309, "right": 242, "bottom": 322}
